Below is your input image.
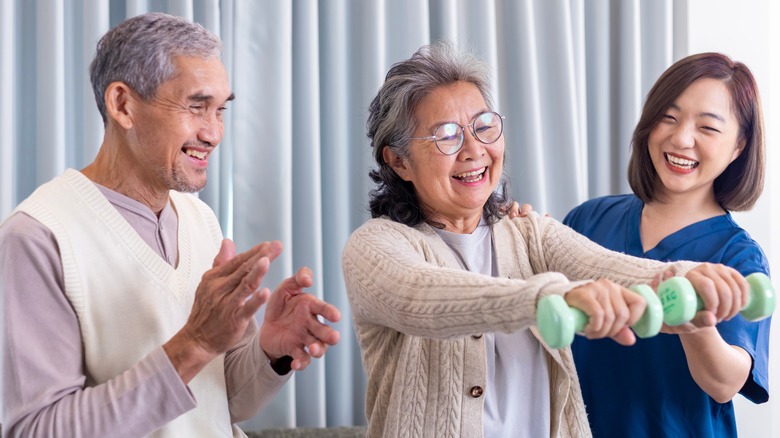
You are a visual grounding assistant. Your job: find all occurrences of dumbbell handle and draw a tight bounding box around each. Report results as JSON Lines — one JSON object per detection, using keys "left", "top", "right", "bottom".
{"left": 537, "top": 284, "right": 663, "bottom": 349}
{"left": 660, "top": 272, "right": 776, "bottom": 326}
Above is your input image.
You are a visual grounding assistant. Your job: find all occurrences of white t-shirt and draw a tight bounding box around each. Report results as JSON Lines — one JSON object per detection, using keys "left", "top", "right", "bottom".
{"left": 435, "top": 221, "right": 551, "bottom": 438}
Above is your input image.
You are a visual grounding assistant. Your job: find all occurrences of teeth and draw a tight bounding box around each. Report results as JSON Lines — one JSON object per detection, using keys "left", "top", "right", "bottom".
{"left": 454, "top": 168, "right": 486, "bottom": 178}
{"left": 665, "top": 153, "right": 697, "bottom": 169}
{"left": 185, "top": 149, "right": 207, "bottom": 160}
{"left": 454, "top": 167, "right": 486, "bottom": 182}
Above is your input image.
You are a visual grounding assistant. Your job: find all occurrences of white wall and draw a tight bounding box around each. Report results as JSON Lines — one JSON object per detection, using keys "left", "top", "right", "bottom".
{"left": 685, "top": 0, "right": 778, "bottom": 436}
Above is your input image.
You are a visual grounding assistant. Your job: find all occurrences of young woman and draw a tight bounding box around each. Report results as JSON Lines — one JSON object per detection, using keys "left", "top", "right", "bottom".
{"left": 564, "top": 53, "right": 770, "bottom": 437}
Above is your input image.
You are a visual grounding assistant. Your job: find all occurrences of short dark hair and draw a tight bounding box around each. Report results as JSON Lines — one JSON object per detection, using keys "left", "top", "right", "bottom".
{"left": 366, "top": 40, "right": 509, "bottom": 227}
{"left": 89, "top": 12, "right": 222, "bottom": 125}
{"left": 627, "top": 52, "right": 764, "bottom": 211}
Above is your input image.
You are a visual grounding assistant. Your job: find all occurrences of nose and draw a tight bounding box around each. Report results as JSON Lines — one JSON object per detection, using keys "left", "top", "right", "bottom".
{"left": 457, "top": 126, "right": 485, "bottom": 160}
{"left": 669, "top": 122, "right": 695, "bottom": 149}
{"left": 199, "top": 111, "right": 223, "bottom": 146}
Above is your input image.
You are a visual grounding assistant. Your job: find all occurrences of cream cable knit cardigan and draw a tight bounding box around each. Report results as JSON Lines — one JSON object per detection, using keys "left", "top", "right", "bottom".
{"left": 342, "top": 213, "right": 697, "bottom": 438}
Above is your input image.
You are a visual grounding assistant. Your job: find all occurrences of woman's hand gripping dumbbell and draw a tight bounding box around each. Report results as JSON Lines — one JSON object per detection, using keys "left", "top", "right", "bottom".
{"left": 536, "top": 281, "right": 663, "bottom": 349}
{"left": 659, "top": 272, "right": 775, "bottom": 326}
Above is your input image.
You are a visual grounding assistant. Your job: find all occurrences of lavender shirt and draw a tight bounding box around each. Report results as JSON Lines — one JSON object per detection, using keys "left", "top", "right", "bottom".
{"left": 0, "top": 184, "right": 288, "bottom": 436}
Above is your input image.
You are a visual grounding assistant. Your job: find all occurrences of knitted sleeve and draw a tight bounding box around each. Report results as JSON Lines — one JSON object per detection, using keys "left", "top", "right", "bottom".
{"left": 517, "top": 213, "right": 699, "bottom": 286}
{"left": 342, "top": 219, "right": 587, "bottom": 339}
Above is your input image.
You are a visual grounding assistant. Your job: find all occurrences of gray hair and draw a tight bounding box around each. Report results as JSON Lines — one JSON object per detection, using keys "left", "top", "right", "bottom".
{"left": 368, "top": 40, "right": 495, "bottom": 163}
{"left": 89, "top": 12, "right": 222, "bottom": 124}
{"left": 367, "top": 40, "right": 509, "bottom": 227}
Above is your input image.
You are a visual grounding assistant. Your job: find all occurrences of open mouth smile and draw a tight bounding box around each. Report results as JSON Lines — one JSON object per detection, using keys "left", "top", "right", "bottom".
{"left": 453, "top": 167, "right": 487, "bottom": 183}
{"left": 184, "top": 148, "right": 208, "bottom": 160}
{"left": 665, "top": 153, "right": 698, "bottom": 170}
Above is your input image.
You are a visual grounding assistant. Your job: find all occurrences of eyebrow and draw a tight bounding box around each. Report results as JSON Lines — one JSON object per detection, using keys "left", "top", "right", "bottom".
{"left": 669, "top": 103, "right": 725, "bottom": 122}
{"left": 188, "top": 92, "right": 236, "bottom": 104}
{"left": 698, "top": 111, "right": 725, "bottom": 122}
{"left": 427, "top": 108, "right": 491, "bottom": 130}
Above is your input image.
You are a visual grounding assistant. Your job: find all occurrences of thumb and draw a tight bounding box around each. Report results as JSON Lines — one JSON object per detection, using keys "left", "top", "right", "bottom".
{"left": 213, "top": 239, "right": 237, "bottom": 268}
{"left": 690, "top": 310, "right": 718, "bottom": 328}
{"left": 624, "top": 290, "right": 647, "bottom": 326}
{"left": 265, "top": 268, "right": 313, "bottom": 318}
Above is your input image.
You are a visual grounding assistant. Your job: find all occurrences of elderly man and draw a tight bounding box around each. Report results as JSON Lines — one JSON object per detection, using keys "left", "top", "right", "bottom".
{"left": 0, "top": 12, "right": 340, "bottom": 437}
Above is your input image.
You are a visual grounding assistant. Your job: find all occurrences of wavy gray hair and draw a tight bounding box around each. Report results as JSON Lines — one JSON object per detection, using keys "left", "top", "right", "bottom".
{"left": 89, "top": 12, "right": 222, "bottom": 124}
{"left": 366, "top": 40, "right": 509, "bottom": 227}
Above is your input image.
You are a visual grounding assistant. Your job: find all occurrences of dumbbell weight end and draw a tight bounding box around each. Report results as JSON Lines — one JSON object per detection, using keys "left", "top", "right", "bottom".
{"left": 660, "top": 272, "right": 775, "bottom": 326}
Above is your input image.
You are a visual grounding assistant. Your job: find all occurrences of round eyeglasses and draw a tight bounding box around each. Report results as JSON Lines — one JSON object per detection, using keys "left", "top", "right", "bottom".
{"left": 408, "top": 111, "right": 505, "bottom": 155}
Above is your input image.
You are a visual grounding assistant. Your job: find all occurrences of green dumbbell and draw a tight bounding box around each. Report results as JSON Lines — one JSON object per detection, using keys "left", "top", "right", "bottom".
{"left": 660, "top": 272, "right": 776, "bottom": 326}
{"left": 537, "top": 284, "right": 663, "bottom": 349}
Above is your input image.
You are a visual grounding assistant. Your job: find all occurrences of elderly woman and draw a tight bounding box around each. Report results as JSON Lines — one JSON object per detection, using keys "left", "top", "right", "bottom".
{"left": 341, "top": 41, "right": 749, "bottom": 437}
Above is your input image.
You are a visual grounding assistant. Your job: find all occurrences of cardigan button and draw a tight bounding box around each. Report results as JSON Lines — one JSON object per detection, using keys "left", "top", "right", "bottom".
{"left": 469, "top": 386, "right": 484, "bottom": 398}
{"left": 472, "top": 334, "right": 483, "bottom": 339}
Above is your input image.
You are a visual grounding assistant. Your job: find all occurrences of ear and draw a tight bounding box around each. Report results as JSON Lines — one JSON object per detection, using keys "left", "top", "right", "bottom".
{"left": 730, "top": 138, "right": 746, "bottom": 163}
{"left": 382, "top": 146, "right": 413, "bottom": 181}
{"left": 104, "top": 82, "right": 138, "bottom": 130}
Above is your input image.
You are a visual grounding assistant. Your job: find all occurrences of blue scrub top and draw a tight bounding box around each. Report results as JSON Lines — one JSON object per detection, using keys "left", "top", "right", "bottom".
{"left": 564, "top": 194, "right": 771, "bottom": 438}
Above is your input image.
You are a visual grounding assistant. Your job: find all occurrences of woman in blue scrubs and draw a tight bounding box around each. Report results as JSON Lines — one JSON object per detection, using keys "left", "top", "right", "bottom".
{"left": 564, "top": 53, "right": 770, "bottom": 437}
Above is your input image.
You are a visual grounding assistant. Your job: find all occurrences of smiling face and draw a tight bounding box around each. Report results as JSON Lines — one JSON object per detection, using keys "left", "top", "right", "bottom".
{"left": 647, "top": 77, "right": 744, "bottom": 206}
{"left": 385, "top": 81, "right": 504, "bottom": 233}
{"left": 127, "top": 55, "right": 232, "bottom": 195}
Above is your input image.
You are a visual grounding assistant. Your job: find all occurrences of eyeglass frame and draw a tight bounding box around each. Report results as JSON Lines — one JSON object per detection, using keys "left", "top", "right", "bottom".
{"left": 406, "top": 110, "right": 505, "bottom": 155}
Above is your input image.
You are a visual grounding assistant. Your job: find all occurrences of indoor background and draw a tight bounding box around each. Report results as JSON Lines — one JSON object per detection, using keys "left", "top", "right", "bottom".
{"left": 1, "top": 0, "right": 777, "bottom": 436}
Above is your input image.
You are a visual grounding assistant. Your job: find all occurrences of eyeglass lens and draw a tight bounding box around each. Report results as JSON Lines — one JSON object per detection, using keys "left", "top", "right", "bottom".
{"left": 434, "top": 111, "right": 503, "bottom": 155}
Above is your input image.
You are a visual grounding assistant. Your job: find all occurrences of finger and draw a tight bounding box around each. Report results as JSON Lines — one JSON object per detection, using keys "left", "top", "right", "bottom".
{"left": 584, "top": 305, "right": 608, "bottom": 338}
{"left": 565, "top": 285, "right": 606, "bottom": 337}
{"left": 725, "top": 270, "right": 748, "bottom": 320}
{"left": 290, "top": 347, "right": 312, "bottom": 371}
{"left": 216, "top": 241, "right": 284, "bottom": 279}
{"left": 712, "top": 273, "right": 734, "bottom": 321}
{"left": 262, "top": 271, "right": 312, "bottom": 319}
{"left": 690, "top": 272, "right": 718, "bottom": 313}
{"left": 307, "top": 341, "right": 328, "bottom": 358}
{"left": 660, "top": 321, "right": 697, "bottom": 335}
{"left": 623, "top": 288, "right": 647, "bottom": 327}
{"left": 650, "top": 273, "right": 661, "bottom": 290}
{"left": 213, "top": 239, "right": 237, "bottom": 268}
{"left": 591, "top": 283, "right": 618, "bottom": 338}
{"left": 293, "top": 267, "right": 314, "bottom": 291}
{"left": 708, "top": 267, "right": 744, "bottom": 321}
{"left": 717, "top": 272, "right": 742, "bottom": 320}
{"left": 520, "top": 203, "right": 533, "bottom": 217}
{"left": 651, "top": 269, "right": 674, "bottom": 289}
{"left": 199, "top": 250, "right": 269, "bottom": 307}
{"left": 260, "top": 240, "right": 284, "bottom": 263}
{"left": 239, "top": 288, "right": 271, "bottom": 318}
{"left": 217, "top": 243, "right": 283, "bottom": 299}
{"left": 737, "top": 272, "right": 750, "bottom": 317}
{"left": 605, "top": 288, "right": 633, "bottom": 338}
{"left": 210, "top": 241, "right": 271, "bottom": 280}
{"left": 309, "top": 299, "right": 342, "bottom": 324}
{"left": 228, "top": 256, "right": 272, "bottom": 305}
{"left": 308, "top": 319, "right": 341, "bottom": 346}
{"left": 611, "top": 326, "right": 636, "bottom": 346}
{"left": 690, "top": 310, "right": 718, "bottom": 328}
{"left": 272, "top": 267, "right": 314, "bottom": 297}
{"left": 508, "top": 201, "right": 521, "bottom": 218}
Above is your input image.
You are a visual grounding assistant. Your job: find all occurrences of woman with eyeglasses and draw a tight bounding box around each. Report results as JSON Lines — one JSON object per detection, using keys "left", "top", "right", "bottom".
{"left": 563, "top": 53, "right": 770, "bottom": 438}
{"left": 341, "top": 41, "right": 750, "bottom": 437}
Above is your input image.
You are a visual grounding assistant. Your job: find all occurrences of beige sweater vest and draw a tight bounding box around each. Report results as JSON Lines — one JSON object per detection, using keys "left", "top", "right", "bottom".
{"left": 17, "top": 169, "right": 239, "bottom": 437}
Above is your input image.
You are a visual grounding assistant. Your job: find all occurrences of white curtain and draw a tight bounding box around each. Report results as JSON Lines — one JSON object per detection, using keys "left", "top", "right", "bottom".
{"left": 0, "top": 0, "right": 679, "bottom": 431}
